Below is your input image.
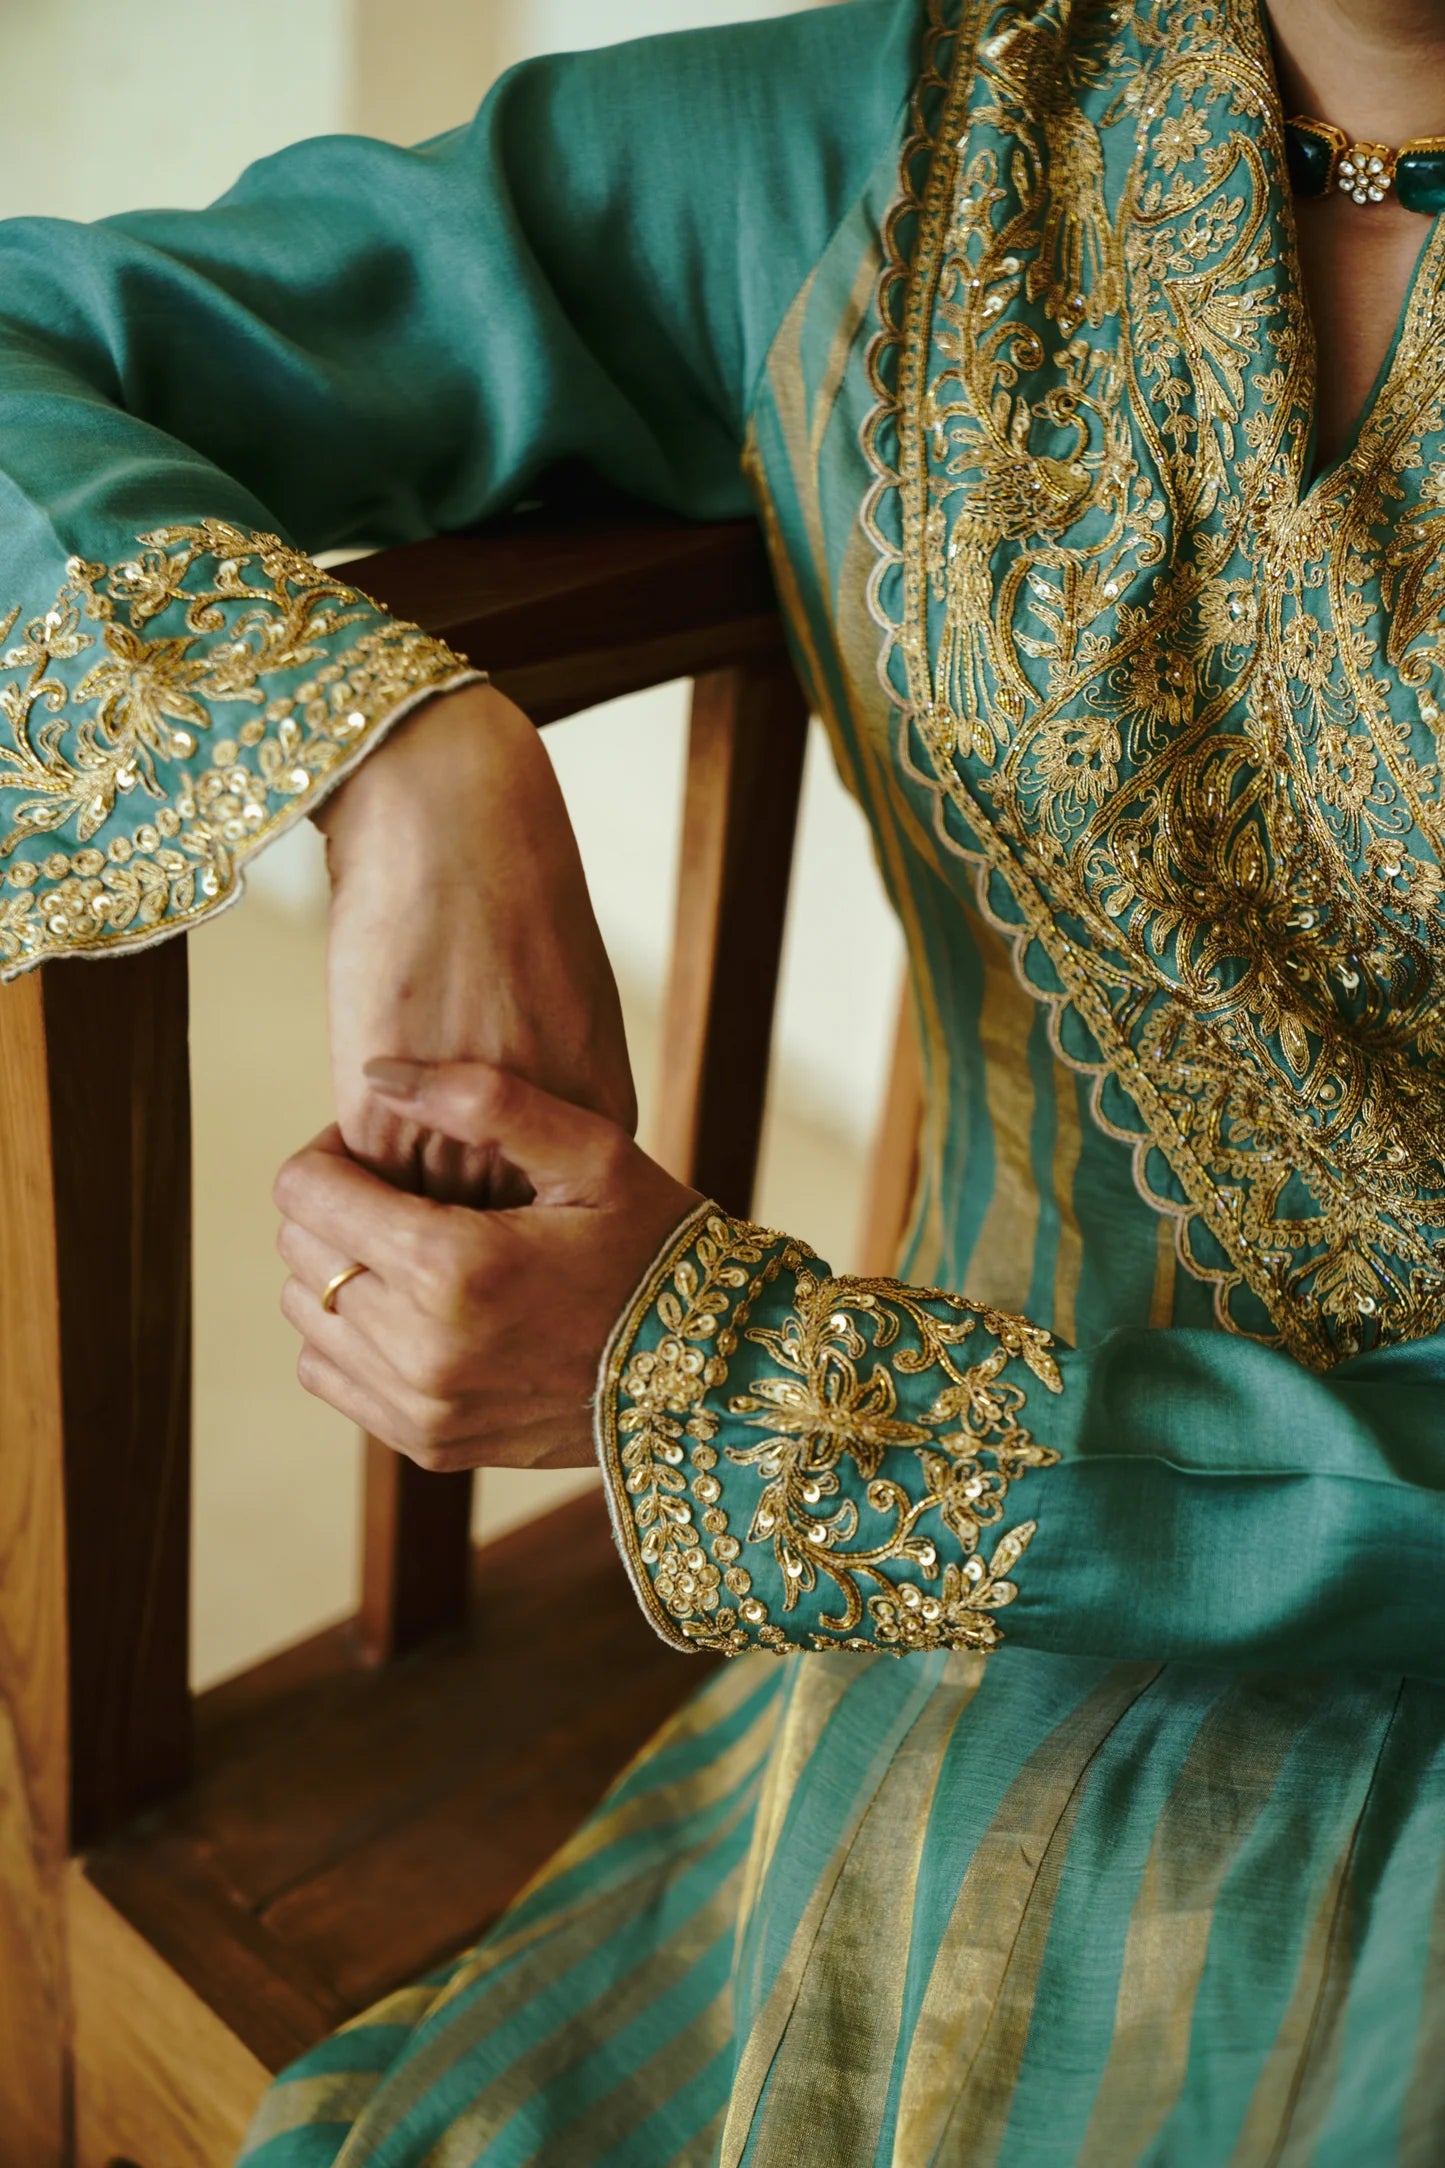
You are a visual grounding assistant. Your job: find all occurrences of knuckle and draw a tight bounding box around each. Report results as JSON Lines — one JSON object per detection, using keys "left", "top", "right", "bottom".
{"left": 407, "top": 1432, "right": 452, "bottom": 1475}
{"left": 417, "top": 1220, "right": 495, "bottom": 1319}
{"left": 296, "top": 1344, "right": 324, "bottom": 1396}
{"left": 469, "top": 1065, "right": 518, "bottom": 1133}
{"left": 408, "top": 1334, "right": 464, "bottom": 1401}
{"left": 395, "top": 1217, "right": 451, "bottom": 1301}
{"left": 272, "top": 1162, "right": 302, "bottom": 1217}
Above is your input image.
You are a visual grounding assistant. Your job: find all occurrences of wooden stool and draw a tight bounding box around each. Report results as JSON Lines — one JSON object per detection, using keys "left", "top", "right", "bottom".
{"left": 0, "top": 498, "right": 922, "bottom": 2168}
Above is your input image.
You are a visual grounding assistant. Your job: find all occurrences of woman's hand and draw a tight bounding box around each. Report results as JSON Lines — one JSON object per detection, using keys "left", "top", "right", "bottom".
{"left": 273, "top": 1058, "right": 702, "bottom": 1470}
{"left": 313, "top": 682, "right": 636, "bottom": 1207}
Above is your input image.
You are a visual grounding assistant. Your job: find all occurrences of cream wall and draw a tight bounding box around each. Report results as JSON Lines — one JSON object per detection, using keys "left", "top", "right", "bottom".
{"left": 0, "top": 0, "right": 903, "bottom": 1142}
{"left": 0, "top": 0, "right": 350, "bottom": 221}
{"left": 1, "top": 0, "right": 905, "bottom": 1682}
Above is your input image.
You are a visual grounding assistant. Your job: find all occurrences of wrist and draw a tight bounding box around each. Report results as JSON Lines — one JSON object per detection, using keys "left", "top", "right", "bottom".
{"left": 314, "top": 681, "right": 552, "bottom": 874}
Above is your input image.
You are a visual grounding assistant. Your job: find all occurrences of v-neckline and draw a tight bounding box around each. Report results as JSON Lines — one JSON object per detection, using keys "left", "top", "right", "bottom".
{"left": 1248, "top": 0, "right": 1445, "bottom": 506}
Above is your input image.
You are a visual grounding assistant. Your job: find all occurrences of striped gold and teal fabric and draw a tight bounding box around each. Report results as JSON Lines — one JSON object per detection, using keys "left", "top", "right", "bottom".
{"left": 241, "top": 1650, "right": 1445, "bottom": 2165}
{"left": 236, "top": 0, "right": 1445, "bottom": 2149}
{"left": 0, "top": 0, "right": 1428, "bottom": 2152}
{"left": 239, "top": 0, "right": 1445, "bottom": 2159}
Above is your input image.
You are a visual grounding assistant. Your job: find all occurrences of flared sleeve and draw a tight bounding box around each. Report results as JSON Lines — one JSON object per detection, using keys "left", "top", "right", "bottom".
{"left": 0, "top": 1, "right": 919, "bottom": 978}
{"left": 596, "top": 1205, "right": 1445, "bottom": 1681}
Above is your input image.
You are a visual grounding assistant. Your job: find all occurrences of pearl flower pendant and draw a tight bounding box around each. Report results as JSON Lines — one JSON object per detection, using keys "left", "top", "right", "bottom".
{"left": 1337, "top": 142, "right": 1394, "bottom": 206}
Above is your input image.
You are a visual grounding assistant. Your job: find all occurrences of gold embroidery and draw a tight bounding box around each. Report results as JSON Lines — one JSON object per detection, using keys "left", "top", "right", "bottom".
{"left": 862, "top": 0, "right": 1445, "bottom": 1366}
{"left": 0, "top": 520, "right": 475, "bottom": 976}
{"left": 598, "top": 1205, "right": 1060, "bottom": 1658}
{"left": 599, "top": 1206, "right": 804, "bottom": 1655}
{"left": 730, "top": 1267, "right": 1059, "bottom": 1652}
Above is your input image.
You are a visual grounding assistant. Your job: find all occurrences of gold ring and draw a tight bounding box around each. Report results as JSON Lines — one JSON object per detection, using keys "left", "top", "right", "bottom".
{"left": 321, "top": 1261, "right": 368, "bottom": 1314}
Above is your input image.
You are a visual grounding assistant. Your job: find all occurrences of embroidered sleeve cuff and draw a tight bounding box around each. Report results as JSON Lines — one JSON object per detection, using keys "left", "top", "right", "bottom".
{"left": 596, "top": 1203, "right": 1065, "bottom": 1658}
{"left": 0, "top": 521, "right": 483, "bottom": 980}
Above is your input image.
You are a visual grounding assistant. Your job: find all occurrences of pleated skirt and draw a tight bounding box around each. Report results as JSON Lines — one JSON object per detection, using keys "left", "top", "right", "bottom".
{"left": 240, "top": 1648, "right": 1445, "bottom": 2167}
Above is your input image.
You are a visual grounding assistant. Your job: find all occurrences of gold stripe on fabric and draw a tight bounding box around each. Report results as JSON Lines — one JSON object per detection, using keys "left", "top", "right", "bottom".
{"left": 809, "top": 250, "right": 882, "bottom": 481}
{"left": 768, "top": 245, "right": 881, "bottom": 594}
{"left": 242, "top": 2071, "right": 385, "bottom": 2151}
{"left": 418, "top": 1692, "right": 779, "bottom": 2032}
{"left": 1051, "top": 1067, "right": 1085, "bottom": 1344}
{"left": 522, "top": 1698, "right": 779, "bottom": 1890}
{"left": 412, "top": 1887, "right": 744, "bottom": 2168}
{"left": 1073, "top": 1677, "right": 1325, "bottom": 2168}
{"left": 933, "top": 1741, "right": 1090, "bottom": 2168}
{"left": 334, "top": 1983, "right": 442, "bottom": 2036}
{"left": 833, "top": 517, "right": 953, "bottom": 1284}
{"left": 735, "top": 1655, "right": 867, "bottom": 1945}
{"left": 719, "top": 1662, "right": 949, "bottom": 2168}
{"left": 537, "top": 1986, "right": 735, "bottom": 2168}
{"left": 744, "top": 429, "right": 954, "bottom": 1288}
{"left": 372, "top": 1789, "right": 763, "bottom": 2160}
{"left": 1266, "top": 1684, "right": 1407, "bottom": 2164}
{"left": 1223, "top": 1837, "right": 1355, "bottom": 2168}
{"left": 533, "top": 1664, "right": 779, "bottom": 1886}
{"left": 747, "top": 1654, "right": 988, "bottom": 2168}
{"left": 894, "top": 1664, "right": 1161, "bottom": 2164}
{"left": 675, "top": 2105, "right": 730, "bottom": 2168}
{"left": 753, "top": 241, "right": 957, "bottom": 1288}
{"left": 1266, "top": 1886, "right": 1357, "bottom": 2166}
{"left": 966, "top": 926, "right": 1042, "bottom": 1315}
{"left": 1401, "top": 1835, "right": 1445, "bottom": 2165}
{"left": 1148, "top": 1209, "right": 1178, "bottom": 1329}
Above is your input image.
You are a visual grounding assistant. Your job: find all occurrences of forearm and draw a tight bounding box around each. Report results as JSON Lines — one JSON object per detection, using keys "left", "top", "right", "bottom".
{"left": 315, "top": 681, "right": 635, "bottom": 1200}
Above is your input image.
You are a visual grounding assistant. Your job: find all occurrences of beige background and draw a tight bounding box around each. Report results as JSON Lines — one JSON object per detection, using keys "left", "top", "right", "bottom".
{"left": 0, "top": 0, "right": 904, "bottom": 1685}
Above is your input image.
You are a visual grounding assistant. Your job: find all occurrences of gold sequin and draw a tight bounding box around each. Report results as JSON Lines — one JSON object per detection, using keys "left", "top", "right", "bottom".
{"left": 0, "top": 520, "right": 475, "bottom": 975}
{"left": 863, "top": 0, "right": 1445, "bottom": 1366}
{"left": 598, "top": 1206, "right": 1060, "bottom": 1658}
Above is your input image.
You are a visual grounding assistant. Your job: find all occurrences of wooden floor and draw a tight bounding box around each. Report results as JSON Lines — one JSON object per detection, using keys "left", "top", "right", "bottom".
{"left": 79, "top": 1491, "right": 708, "bottom": 2077}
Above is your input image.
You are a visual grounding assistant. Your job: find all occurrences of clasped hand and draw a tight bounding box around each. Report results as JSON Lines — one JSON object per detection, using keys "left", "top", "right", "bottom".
{"left": 275, "top": 1059, "right": 700, "bottom": 1470}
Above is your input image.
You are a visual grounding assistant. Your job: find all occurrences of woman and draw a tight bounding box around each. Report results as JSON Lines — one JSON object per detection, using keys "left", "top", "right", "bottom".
{"left": 2, "top": 0, "right": 1443, "bottom": 2159}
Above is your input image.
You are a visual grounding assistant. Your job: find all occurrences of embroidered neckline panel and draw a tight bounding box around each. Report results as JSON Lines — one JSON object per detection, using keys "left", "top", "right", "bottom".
{"left": 862, "top": 0, "right": 1445, "bottom": 1367}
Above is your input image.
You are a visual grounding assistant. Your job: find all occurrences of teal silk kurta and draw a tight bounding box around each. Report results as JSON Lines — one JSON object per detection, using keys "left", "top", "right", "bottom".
{"left": 3, "top": 2, "right": 1444, "bottom": 2162}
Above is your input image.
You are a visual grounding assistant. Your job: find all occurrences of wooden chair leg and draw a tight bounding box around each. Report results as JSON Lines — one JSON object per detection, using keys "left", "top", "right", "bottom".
{"left": 855, "top": 984, "right": 923, "bottom": 1277}
{"left": 0, "top": 946, "right": 193, "bottom": 2167}
{"left": 360, "top": 1448, "right": 474, "bottom": 1665}
{"left": 68, "top": 1868, "right": 267, "bottom": 2168}
{"left": 653, "top": 661, "right": 811, "bottom": 1212}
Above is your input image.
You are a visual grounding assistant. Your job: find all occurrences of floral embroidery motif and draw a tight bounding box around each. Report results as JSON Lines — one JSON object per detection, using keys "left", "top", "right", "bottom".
{"left": 601, "top": 1208, "right": 800, "bottom": 1655}
{"left": 0, "top": 520, "right": 474, "bottom": 975}
{"left": 864, "top": 0, "right": 1445, "bottom": 1366}
{"left": 730, "top": 1269, "right": 1059, "bottom": 1649}
{"left": 598, "top": 1206, "right": 1060, "bottom": 1657}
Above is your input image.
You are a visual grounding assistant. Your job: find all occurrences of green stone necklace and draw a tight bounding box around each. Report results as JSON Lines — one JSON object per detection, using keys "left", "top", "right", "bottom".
{"left": 1286, "top": 115, "right": 1445, "bottom": 214}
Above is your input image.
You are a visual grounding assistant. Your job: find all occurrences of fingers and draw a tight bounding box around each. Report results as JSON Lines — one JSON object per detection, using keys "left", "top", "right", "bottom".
{"left": 277, "top": 1219, "right": 470, "bottom": 1391}
{"left": 278, "top": 1219, "right": 372, "bottom": 1316}
{"left": 285, "top": 1279, "right": 468, "bottom": 1467}
{"left": 293, "top": 1341, "right": 458, "bottom": 1469}
{"left": 363, "top": 1059, "right": 629, "bottom": 1208}
{"left": 273, "top": 1139, "right": 455, "bottom": 1284}
{"left": 295, "top": 1342, "right": 397, "bottom": 1442}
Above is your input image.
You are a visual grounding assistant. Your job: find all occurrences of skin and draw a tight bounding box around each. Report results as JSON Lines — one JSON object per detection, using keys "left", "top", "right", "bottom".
{"left": 279, "top": 0, "right": 1445, "bottom": 1473}
{"left": 1268, "top": 0, "right": 1445, "bottom": 468}
{"left": 275, "top": 1062, "right": 698, "bottom": 1472}
{"left": 313, "top": 684, "right": 637, "bottom": 1208}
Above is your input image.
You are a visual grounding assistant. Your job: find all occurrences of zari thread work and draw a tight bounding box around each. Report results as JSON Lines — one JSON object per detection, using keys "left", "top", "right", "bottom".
{"left": 598, "top": 1205, "right": 1061, "bottom": 1657}
{"left": 0, "top": 520, "right": 474, "bottom": 974}
{"left": 863, "top": 0, "right": 1445, "bottom": 1366}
